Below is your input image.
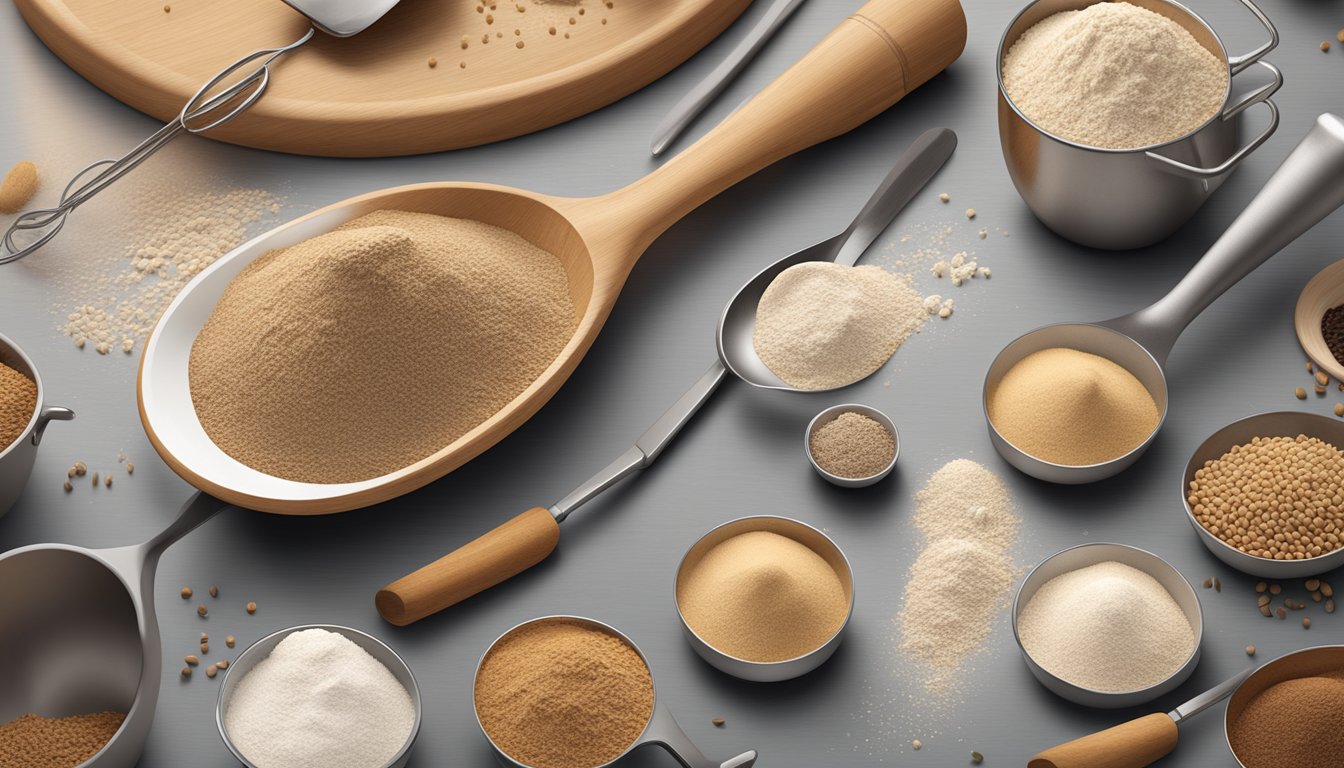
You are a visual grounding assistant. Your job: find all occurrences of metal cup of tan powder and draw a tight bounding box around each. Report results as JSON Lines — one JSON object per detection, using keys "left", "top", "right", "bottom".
{"left": 675, "top": 516, "right": 855, "bottom": 682}
{"left": 996, "top": 0, "right": 1280, "bottom": 249}
{"left": 472, "top": 616, "right": 757, "bottom": 768}
{"left": 0, "top": 331, "right": 73, "bottom": 518}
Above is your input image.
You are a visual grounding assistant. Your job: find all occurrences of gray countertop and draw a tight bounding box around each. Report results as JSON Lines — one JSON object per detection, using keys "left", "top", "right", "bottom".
{"left": 3, "top": 0, "right": 1344, "bottom": 765}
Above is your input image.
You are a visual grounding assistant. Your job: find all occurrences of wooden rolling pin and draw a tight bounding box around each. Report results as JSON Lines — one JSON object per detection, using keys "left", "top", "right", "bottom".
{"left": 1030, "top": 669, "right": 1254, "bottom": 768}
{"left": 375, "top": 0, "right": 968, "bottom": 626}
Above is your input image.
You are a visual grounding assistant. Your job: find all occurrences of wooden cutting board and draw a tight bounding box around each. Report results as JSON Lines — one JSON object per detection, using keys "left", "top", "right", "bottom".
{"left": 15, "top": 0, "right": 753, "bottom": 156}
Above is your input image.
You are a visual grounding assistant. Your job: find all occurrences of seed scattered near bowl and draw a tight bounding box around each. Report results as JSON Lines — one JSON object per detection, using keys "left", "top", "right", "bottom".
{"left": 1203, "top": 578, "right": 1213, "bottom": 589}
{"left": 965, "top": 208, "right": 976, "bottom": 219}
{"left": 126, "top": 462, "right": 134, "bottom": 475}
{"left": 226, "top": 635, "right": 235, "bottom": 648}
{"left": 90, "top": 472, "right": 99, "bottom": 487}
{"left": 1323, "top": 582, "right": 1335, "bottom": 598}
{"left": 216, "top": 659, "right": 229, "bottom": 670}
{"left": 1327, "top": 599, "right": 1336, "bottom": 613}
{"left": 206, "top": 665, "right": 218, "bottom": 679}
{"left": 938, "top": 193, "right": 949, "bottom": 203}
{"left": 185, "top": 655, "right": 199, "bottom": 666}
{"left": 711, "top": 717, "right": 725, "bottom": 727}
{"left": 1214, "top": 577, "right": 1221, "bottom": 592}
{"left": 1304, "top": 617, "right": 1312, "bottom": 629}
{"left": 1335, "top": 404, "right": 1343, "bottom": 417}
{"left": 74, "top": 462, "right": 86, "bottom": 477}
{"left": 1259, "top": 603, "right": 1272, "bottom": 617}
{"left": 427, "top": 57, "right": 437, "bottom": 68}
{"left": 1245, "top": 645, "right": 1256, "bottom": 656}
{"left": 62, "top": 481, "right": 72, "bottom": 492}
{"left": 1257, "top": 595, "right": 1271, "bottom": 607}
{"left": 1322, "top": 41, "right": 1332, "bottom": 53}
{"left": 246, "top": 601, "right": 257, "bottom": 614}
{"left": 201, "top": 642, "right": 210, "bottom": 654}
{"left": 1255, "top": 581, "right": 1267, "bottom": 593}
{"left": 972, "top": 751, "right": 984, "bottom": 765}
{"left": 197, "top": 603, "right": 208, "bottom": 617}
{"left": 1316, "top": 372, "right": 1329, "bottom": 387}
{"left": 181, "top": 667, "right": 191, "bottom": 678}
{"left": 912, "top": 740, "right": 922, "bottom": 751}
{"left": 1276, "top": 607, "right": 1287, "bottom": 619}
{"left": 1296, "top": 387, "right": 1308, "bottom": 399}
{"left": 104, "top": 475, "right": 112, "bottom": 488}
{"left": 201, "top": 632, "right": 208, "bottom": 642}
{"left": 209, "top": 585, "right": 219, "bottom": 598}
{"left": 1270, "top": 584, "right": 1282, "bottom": 595}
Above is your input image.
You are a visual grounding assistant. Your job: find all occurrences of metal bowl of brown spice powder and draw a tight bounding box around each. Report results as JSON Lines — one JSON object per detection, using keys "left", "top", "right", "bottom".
{"left": 472, "top": 615, "right": 757, "bottom": 768}
{"left": 0, "top": 331, "right": 73, "bottom": 517}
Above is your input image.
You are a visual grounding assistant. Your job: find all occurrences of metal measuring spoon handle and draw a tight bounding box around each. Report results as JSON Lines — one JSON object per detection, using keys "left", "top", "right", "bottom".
{"left": 1103, "top": 113, "right": 1344, "bottom": 364}
{"left": 650, "top": 0, "right": 809, "bottom": 157}
{"left": 0, "top": 30, "right": 314, "bottom": 265}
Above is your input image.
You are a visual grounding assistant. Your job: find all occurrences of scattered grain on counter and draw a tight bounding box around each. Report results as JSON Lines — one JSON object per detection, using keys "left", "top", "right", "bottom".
{"left": 1000, "top": 2, "right": 1227, "bottom": 149}
{"left": 227, "top": 635, "right": 236, "bottom": 648}
{"left": 752, "top": 262, "right": 927, "bottom": 390}
{"left": 0, "top": 362, "right": 37, "bottom": 451}
{"left": 474, "top": 619, "right": 654, "bottom": 768}
{"left": 1296, "top": 386, "right": 1308, "bottom": 400}
{"left": 987, "top": 347, "right": 1159, "bottom": 466}
{"left": 0, "top": 711, "right": 126, "bottom": 768}
{"left": 197, "top": 603, "right": 207, "bottom": 617}
{"left": 677, "top": 530, "right": 848, "bottom": 662}
{"left": 711, "top": 717, "right": 725, "bottom": 727}
{"left": 1228, "top": 667, "right": 1344, "bottom": 768}
{"left": 0, "top": 160, "right": 39, "bottom": 214}
{"left": 209, "top": 585, "right": 218, "bottom": 598}
{"left": 189, "top": 211, "right": 577, "bottom": 483}
{"left": 1246, "top": 645, "right": 1256, "bottom": 656}
{"left": 938, "top": 193, "right": 949, "bottom": 203}
{"left": 809, "top": 411, "right": 895, "bottom": 479}
{"left": 1018, "top": 561, "right": 1195, "bottom": 692}
{"left": 1323, "top": 41, "right": 1332, "bottom": 53}
{"left": 225, "top": 628, "right": 414, "bottom": 768}
{"left": 427, "top": 56, "right": 437, "bottom": 68}
{"left": 180, "top": 587, "right": 192, "bottom": 599}
{"left": 246, "top": 601, "right": 257, "bottom": 614}
{"left": 901, "top": 460, "right": 1019, "bottom": 693}
{"left": 1188, "top": 435, "right": 1344, "bottom": 560}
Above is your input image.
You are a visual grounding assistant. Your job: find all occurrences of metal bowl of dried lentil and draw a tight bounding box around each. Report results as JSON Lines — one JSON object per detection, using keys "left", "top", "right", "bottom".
{"left": 1011, "top": 542, "right": 1203, "bottom": 709}
{"left": 1183, "top": 411, "right": 1344, "bottom": 578}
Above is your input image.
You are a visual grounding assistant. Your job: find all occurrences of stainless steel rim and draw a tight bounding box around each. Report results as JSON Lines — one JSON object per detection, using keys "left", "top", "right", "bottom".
{"left": 673, "top": 515, "right": 856, "bottom": 668}
{"left": 981, "top": 322, "right": 1170, "bottom": 471}
{"left": 470, "top": 615, "right": 655, "bottom": 768}
{"left": 1011, "top": 542, "right": 1204, "bottom": 698}
{"left": 0, "top": 331, "right": 42, "bottom": 464}
{"left": 804, "top": 404, "right": 899, "bottom": 484}
{"left": 216, "top": 624, "right": 422, "bottom": 768}
{"left": 995, "top": 0, "right": 1232, "bottom": 154}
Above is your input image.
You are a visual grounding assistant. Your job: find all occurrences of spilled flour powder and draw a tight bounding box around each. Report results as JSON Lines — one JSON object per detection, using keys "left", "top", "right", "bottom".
{"left": 189, "top": 210, "right": 576, "bottom": 483}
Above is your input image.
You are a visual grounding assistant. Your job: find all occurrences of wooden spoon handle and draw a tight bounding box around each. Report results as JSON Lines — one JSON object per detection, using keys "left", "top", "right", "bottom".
{"left": 1029, "top": 714, "right": 1179, "bottom": 768}
{"left": 375, "top": 507, "right": 560, "bottom": 626}
{"left": 590, "top": 0, "right": 967, "bottom": 257}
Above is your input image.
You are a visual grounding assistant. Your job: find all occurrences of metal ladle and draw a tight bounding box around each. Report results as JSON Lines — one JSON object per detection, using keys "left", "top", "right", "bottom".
{"left": 716, "top": 127, "right": 958, "bottom": 391}
{"left": 0, "top": 494, "right": 221, "bottom": 768}
{"left": 983, "top": 113, "right": 1344, "bottom": 484}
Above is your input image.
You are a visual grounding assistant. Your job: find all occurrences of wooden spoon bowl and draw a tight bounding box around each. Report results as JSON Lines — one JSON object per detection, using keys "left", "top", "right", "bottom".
{"left": 139, "top": 0, "right": 968, "bottom": 514}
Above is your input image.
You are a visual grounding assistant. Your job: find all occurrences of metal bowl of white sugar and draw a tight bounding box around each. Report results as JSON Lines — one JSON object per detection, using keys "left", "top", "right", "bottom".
{"left": 217, "top": 625, "right": 422, "bottom": 768}
{"left": 1012, "top": 543, "right": 1203, "bottom": 708}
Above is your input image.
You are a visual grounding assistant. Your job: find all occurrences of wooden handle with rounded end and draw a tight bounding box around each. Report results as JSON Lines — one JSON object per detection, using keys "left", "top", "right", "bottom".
{"left": 1029, "top": 714, "right": 1180, "bottom": 768}
{"left": 585, "top": 0, "right": 968, "bottom": 257}
{"left": 375, "top": 507, "right": 560, "bottom": 626}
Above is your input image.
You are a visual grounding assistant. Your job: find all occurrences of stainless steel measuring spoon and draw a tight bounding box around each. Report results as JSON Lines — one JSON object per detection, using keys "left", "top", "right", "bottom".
{"left": 716, "top": 126, "right": 958, "bottom": 391}
{"left": 473, "top": 616, "right": 757, "bottom": 768}
{"left": 984, "top": 113, "right": 1344, "bottom": 484}
{"left": 0, "top": 0, "right": 402, "bottom": 264}
{"left": 377, "top": 128, "right": 955, "bottom": 626}
{"left": 0, "top": 493, "right": 223, "bottom": 768}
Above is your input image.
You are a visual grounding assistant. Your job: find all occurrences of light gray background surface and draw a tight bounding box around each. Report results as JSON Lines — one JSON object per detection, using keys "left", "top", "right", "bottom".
{"left": 2, "top": 0, "right": 1344, "bottom": 765}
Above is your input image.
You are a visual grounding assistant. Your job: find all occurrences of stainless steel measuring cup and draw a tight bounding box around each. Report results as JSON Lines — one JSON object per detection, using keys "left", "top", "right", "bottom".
{"left": 0, "top": 331, "right": 73, "bottom": 518}
{"left": 0, "top": 493, "right": 223, "bottom": 767}
{"left": 984, "top": 113, "right": 1344, "bottom": 484}
{"left": 1224, "top": 645, "right": 1344, "bottom": 768}
{"left": 997, "top": 0, "right": 1281, "bottom": 250}
{"left": 473, "top": 616, "right": 757, "bottom": 768}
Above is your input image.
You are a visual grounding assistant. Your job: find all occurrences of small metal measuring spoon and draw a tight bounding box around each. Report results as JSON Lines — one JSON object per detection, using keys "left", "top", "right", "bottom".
{"left": 0, "top": 493, "right": 222, "bottom": 768}
{"left": 0, "top": 0, "right": 402, "bottom": 264}
{"left": 473, "top": 616, "right": 757, "bottom": 768}
{"left": 717, "top": 127, "right": 958, "bottom": 391}
{"left": 984, "top": 113, "right": 1344, "bottom": 484}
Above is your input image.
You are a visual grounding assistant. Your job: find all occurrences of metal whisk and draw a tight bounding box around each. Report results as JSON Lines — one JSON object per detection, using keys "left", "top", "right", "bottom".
{"left": 1, "top": 0, "right": 403, "bottom": 265}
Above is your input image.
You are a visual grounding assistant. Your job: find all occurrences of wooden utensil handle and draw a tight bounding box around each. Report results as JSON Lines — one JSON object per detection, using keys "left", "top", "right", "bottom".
{"left": 375, "top": 507, "right": 560, "bottom": 626}
{"left": 594, "top": 0, "right": 966, "bottom": 257}
{"left": 1029, "top": 714, "right": 1180, "bottom": 768}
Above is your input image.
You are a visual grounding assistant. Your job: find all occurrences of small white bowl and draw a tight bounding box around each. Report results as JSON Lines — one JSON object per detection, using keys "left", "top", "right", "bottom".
{"left": 1012, "top": 543, "right": 1203, "bottom": 709}
{"left": 804, "top": 404, "right": 898, "bottom": 488}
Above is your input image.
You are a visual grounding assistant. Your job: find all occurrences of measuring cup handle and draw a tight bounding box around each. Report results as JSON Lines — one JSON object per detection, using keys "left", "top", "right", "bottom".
{"left": 1106, "top": 113, "right": 1344, "bottom": 363}
{"left": 143, "top": 492, "right": 228, "bottom": 560}
{"left": 1227, "top": 0, "right": 1278, "bottom": 75}
{"left": 30, "top": 406, "right": 74, "bottom": 446}
{"left": 642, "top": 704, "right": 758, "bottom": 768}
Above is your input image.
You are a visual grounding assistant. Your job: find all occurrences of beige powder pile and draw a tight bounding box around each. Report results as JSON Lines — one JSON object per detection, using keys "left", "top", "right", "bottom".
{"left": 900, "top": 460, "right": 1019, "bottom": 693}
{"left": 57, "top": 187, "right": 281, "bottom": 355}
{"left": 189, "top": 210, "right": 576, "bottom": 483}
{"left": 809, "top": 411, "right": 896, "bottom": 479}
{"left": 1001, "top": 2, "right": 1228, "bottom": 149}
{"left": 677, "top": 530, "right": 848, "bottom": 662}
{"left": 988, "top": 347, "right": 1159, "bottom": 466}
{"left": 753, "top": 262, "right": 927, "bottom": 390}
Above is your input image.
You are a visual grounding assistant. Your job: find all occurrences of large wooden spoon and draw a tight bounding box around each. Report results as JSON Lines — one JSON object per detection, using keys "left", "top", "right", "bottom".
{"left": 139, "top": 0, "right": 967, "bottom": 514}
